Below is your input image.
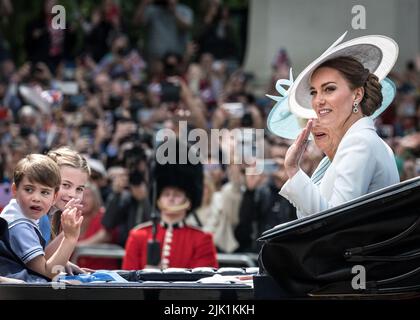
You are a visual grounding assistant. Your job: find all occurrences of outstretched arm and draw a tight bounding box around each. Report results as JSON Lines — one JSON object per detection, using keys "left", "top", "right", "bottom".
{"left": 27, "top": 208, "right": 82, "bottom": 279}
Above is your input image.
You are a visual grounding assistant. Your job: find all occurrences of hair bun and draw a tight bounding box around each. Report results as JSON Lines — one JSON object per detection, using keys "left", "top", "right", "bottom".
{"left": 362, "top": 73, "right": 383, "bottom": 116}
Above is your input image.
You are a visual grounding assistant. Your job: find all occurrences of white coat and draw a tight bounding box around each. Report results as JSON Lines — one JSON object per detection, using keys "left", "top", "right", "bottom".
{"left": 280, "top": 117, "right": 400, "bottom": 218}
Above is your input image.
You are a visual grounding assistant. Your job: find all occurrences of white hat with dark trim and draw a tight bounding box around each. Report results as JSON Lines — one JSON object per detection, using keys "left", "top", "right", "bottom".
{"left": 267, "top": 69, "right": 396, "bottom": 140}
{"left": 288, "top": 32, "right": 399, "bottom": 119}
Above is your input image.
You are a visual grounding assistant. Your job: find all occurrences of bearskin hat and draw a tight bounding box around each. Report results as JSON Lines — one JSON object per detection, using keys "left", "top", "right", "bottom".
{"left": 153, "top": 139, "right": 203, "bottom": 212}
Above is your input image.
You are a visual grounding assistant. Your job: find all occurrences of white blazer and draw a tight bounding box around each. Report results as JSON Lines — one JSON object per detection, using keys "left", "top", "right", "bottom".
{"left": 280, "top": 117, "right": 400, "bottom": 218}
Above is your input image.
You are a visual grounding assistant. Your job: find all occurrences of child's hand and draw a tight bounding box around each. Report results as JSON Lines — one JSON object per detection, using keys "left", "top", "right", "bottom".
{"left": 61, "top": 207, "right": 83, "bottom": 242}
{"left": 64, "top": 198, "right": 83, "bottom": 219}
{"left": 65, "top": 262, "right": 94, "bottom": 275}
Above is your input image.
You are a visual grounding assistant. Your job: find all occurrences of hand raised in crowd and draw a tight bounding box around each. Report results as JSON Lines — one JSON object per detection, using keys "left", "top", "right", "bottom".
{"left": 212, "top": 106, "right": 230, "bottom": 129}
{"left": 165, "top": 75, "right": 207, "bottom": 129}
{"left": 113, "top": 121, "right": 137, "bottom": 144}
{"left": 34, "top": 62, "right": 52, "bottom": 81}
{"left": 75, "top": 136, "right": 91, "bottom": 153}
{"left": 284, "top": 119, "right": 313, "bottom": 179}
{"left": 94, "top": 120, "right": 109, "bottom": 145}
{"left": 166, "top": 76, "right": 188, "bottom": 99}
{"left": 12, "top": 62, "right": 31, "bottom": 82}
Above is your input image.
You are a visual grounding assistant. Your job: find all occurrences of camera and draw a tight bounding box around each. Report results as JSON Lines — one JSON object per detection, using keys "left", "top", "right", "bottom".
{"left": 160, "top": 81, "right": 181, "bottom": 103}
{"left": 241, "top": 112, "right": 254, "bottom": 127}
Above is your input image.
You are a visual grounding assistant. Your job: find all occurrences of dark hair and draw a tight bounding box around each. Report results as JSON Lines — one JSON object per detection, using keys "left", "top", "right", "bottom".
{"left": 316, "top": 56, "right": 383, "bottom": 116}
{"left": 14, "top": 154, "right": 61, "bottom": 192}
{"left": 129, "top": 170, "right": 145, "bottom": 186}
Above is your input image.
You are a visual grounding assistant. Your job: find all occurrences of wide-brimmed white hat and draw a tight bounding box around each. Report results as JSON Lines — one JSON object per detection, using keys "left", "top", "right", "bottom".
{"left": 267, "top": 69, "right": 396, "bottom": 140}
{"left": 288, "top": 32, "right": 399, "bottom": 119}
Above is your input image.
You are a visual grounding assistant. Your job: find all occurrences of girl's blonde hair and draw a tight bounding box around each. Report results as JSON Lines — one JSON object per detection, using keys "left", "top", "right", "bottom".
{"left": 47, "top": 146, "right": 91, "bottom": 176}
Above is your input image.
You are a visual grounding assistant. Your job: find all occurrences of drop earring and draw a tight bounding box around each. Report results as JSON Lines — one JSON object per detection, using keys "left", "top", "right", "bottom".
{"left": 353, "top": 101, "right": 359, "bottom": 113}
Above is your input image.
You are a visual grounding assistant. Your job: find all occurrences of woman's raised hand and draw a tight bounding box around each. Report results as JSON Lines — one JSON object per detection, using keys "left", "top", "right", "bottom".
{"left": 284, "top": 119, "right": 313, "bottom": 178}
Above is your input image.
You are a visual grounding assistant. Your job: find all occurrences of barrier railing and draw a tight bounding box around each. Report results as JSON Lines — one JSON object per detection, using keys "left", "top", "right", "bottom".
{"left": 71, "top": 244, "right": 258, "bottom": 268}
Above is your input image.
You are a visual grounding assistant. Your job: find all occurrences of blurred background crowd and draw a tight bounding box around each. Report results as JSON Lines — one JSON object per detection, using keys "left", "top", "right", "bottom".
{"left": 1, "top": 0, "right": 419, "bottom": 268}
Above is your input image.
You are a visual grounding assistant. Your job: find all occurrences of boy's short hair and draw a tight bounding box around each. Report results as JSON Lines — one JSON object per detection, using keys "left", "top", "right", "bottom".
{"left": 13, "top": 154, "right": 61, "bottom": 192}
{"left": 47, "top": 146, "right": 91, "bottom": 176}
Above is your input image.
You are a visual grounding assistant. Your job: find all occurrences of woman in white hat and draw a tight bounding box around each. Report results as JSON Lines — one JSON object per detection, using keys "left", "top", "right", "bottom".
{"left": 280, "top": 33, "right": 400, "bottom": 218}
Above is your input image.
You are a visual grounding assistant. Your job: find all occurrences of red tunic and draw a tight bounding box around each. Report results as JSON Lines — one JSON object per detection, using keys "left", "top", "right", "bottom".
{"left": 122, "top": 221, "right": 219, "bottom": 270}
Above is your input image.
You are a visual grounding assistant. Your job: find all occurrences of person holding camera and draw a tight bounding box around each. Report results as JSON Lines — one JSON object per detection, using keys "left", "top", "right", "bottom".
{"left": 133, "top": 0, "right": 193, "bottom": 63}
{"left": 102, "top": 169, "right": 151, "bottom": 247}
{"left": 153, "top": 52, "right": 208, "bottom": 132}
{"left": 235, "top": 142, "right": 297, "bottom": 253}
{"left": 24, "top": 0, "right": 77, "bottom": 73}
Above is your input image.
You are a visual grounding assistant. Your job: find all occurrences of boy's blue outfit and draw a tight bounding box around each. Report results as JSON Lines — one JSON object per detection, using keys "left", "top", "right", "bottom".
{"left": 1, "top": 199, "right": 46, "bottom": 262}
{"left": 39, "top": 214, "right": 51, "bottom": 244}
{"left": 0, "top": 199, "right": 48, "bottom": 282}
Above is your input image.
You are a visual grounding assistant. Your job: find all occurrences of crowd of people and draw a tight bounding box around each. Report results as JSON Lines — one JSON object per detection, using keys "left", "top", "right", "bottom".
{"left": 1, "top": 0, "right": 420, "bottom": 273}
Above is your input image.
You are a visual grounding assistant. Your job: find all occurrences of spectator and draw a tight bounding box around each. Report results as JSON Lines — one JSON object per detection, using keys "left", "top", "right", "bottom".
{"left": 102, "top": 169, "right": 151, "bottom": 247}
{"left": 235, "top": 142, "right": 296, "bottom": 253}
{"left": 76, "top": 182, "right": 120, "bottom": 270}
{"left": 123, "top": 140, "right": 218, "bottom": 269}
{"left": 24, "top": 0, "right": 77, "bottom": 73}
{"left": 203, "top": 163, "right": 244, "bottom": 253}
{"left": 197, "top": 0, "right": 238, "bottom": 63}
{"left": 133, "top": 0, "right": 193, "bottom": 63}
{"left": 83, "top": 7, "right": 113, "bottom": 62}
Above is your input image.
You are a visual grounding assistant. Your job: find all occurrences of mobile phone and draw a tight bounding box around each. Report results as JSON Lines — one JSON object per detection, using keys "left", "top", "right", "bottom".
{"left": 160, "top": 81, "right": 181, "bottom": 103}
{"left": 221, "top": 102, "right": 244, "bottom": 119}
